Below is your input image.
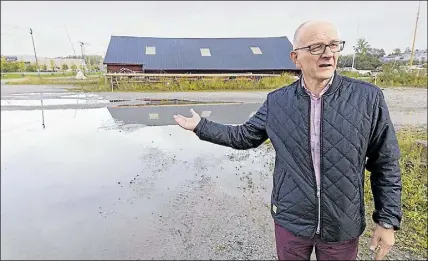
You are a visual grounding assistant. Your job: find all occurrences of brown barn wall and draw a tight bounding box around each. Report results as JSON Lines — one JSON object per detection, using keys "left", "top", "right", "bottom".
{"left": 107, "top": 64, "right": 143, "bottom": 73}
{"left": 106, "top": 64, "right": 300, "bottom": 75}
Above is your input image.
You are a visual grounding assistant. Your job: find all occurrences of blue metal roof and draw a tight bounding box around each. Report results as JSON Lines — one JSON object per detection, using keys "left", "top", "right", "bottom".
{"left": 103, "top": 36, "right": 297, "bottom": 71}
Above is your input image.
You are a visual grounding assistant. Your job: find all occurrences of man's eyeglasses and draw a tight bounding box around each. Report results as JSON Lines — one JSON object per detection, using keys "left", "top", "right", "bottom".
{"left": 294, "top": 40, "right": 345, "bottom": 55}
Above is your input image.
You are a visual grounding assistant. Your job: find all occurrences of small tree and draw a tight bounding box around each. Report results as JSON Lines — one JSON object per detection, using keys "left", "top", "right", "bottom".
{"left": 50, "top": 59, "right": 56, "bottom": 72}
{"left": 355, "top": 38, "right": 371, "bottom": 56}
{"left": 41, "top": 64, "right": 48, "bottom": 71}
{"left": 25, "top": 63, "right": 37, "bottom": 72}
{"left": 1, "top": 56, "right": 6, "bottom": 73}
{"left": 18, "top": 61, "right": 26, "bottom": 72}
{"left": 61, "top": 64, "right": 69, "bottom": 71}
{"left": 392, "top": 48, "right": 401, "bottom": 55}
{"left": 71, "top": 64, "right": 78, "bottom": 72}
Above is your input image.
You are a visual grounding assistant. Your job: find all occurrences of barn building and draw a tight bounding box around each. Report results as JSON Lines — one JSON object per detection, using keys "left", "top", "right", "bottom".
{"left": 103, "top": 35, "right": 298, "bottom": 74}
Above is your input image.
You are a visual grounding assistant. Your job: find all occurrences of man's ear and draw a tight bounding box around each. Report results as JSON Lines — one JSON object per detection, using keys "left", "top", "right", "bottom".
{"left": 290, "top": 51, "right": 299, "bottom": 66}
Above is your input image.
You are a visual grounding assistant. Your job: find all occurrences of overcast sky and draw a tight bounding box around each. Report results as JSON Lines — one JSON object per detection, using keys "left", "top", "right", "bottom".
{"left": 1, "top": 1, "right": 427, "bottom": 58}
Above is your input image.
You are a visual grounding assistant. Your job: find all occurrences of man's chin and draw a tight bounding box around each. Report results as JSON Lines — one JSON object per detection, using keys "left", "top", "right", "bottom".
{"left": 316, "top": 70, "right": 335, "bottom": 81}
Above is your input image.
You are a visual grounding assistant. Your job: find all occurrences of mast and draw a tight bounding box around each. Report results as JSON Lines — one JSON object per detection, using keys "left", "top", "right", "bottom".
{"left": 409, "top": 1, "right": 421, "bottom": 66}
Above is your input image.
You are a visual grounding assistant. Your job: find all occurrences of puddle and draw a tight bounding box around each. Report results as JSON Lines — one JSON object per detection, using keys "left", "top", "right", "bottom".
{"left": 11, "top": 92, "right": 66, "bottom": 96}
{"left": 1, "top": 108, "right": 273, "bottom": 260}
{"left": 1, "top": 98, "right": 110, "bottom": 106}
{"left": 125, "top": 98, "right": 234, "bottom": 107}
{"left": 109, "top": 99, "right": 130, "bottom": 103}
{"left": 60, "top": 93, "right": 102, "bottom": 98}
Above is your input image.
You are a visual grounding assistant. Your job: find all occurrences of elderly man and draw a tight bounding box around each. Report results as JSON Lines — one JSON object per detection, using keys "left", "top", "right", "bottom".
{"left": 174, "top": 20, "right": 402, "bottom": 261}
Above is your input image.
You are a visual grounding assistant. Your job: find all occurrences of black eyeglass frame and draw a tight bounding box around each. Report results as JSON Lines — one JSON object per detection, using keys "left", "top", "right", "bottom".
{"left": 293, "top": 40, "right": 346, "bottom": 55}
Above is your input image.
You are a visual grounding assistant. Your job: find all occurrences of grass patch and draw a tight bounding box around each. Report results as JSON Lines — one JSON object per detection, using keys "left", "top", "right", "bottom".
{"left": 363, "top": 127, "right": 427, "bottom": 258}
{"left": 1, "top": 72, "right": 102, "bottom": 80}
{"left": 5, "top": 69, "right": 426, "bottom": 91}
{"left": 340, "top": 67, "right": 427, "bottom": 88}
{"left": 73, "top": 73, "right": 297, "bottom": 92}
{"left": 6, "top": 77, "right": 100, "bottom": 86}
{"left": 2, "top": 72, "right": 74, "bottom": 79}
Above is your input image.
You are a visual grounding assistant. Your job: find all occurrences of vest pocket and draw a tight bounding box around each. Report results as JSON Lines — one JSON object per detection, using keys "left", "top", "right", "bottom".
{"left": 274, "top": 169, "right": 287, "bottom": 201}
{"left": 357, "top": 170, "right": 365, "bottom": 219}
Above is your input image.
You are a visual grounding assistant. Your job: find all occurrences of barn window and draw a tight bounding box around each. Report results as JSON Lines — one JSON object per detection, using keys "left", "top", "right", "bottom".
{"left": 146, "top": 46, "right": 156, "bottom": 55}
{"left": 200, "top": 48, "right": 211, "bottom": 56}
{"left": 251, "top": 47, "right": 262, "bottom": 55}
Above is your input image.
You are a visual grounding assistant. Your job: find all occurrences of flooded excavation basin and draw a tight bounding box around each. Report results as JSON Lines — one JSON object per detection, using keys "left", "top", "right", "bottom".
{"left": 1, "top": 107, "right": 275, "bottom": 260}
{"left": 1, "top": 98, "right": 110, "bottom": 106}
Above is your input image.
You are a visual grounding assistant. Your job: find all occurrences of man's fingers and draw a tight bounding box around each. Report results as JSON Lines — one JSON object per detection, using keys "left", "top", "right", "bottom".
{"left": 190, "top": 108, "right": 198, "bottom": 117}
{"left": 370, "top": 234, "right": 380, "bottom": 251}
{"left": 375, "top": 244, "right": 391, "bottom": 260}
{"left": 173, "top": 115, "right": 188, "bottom": 126}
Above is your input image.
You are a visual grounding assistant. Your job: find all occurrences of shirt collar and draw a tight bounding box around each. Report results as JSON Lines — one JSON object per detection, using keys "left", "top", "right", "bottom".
{"left": 301, "top": 75, "right": 334, "bottom": 98}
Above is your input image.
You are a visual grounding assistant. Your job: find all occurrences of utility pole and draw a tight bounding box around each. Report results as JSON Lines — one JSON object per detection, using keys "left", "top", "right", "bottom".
{"left": 79, "top": 41, "right": 86, "bottom": 73}
{"left": 409, "top": 1, "right": 421, "bottom": 66}
{"left": 351, "top": 23, "right": 360, "bottom": 71}
{"left": 29, "top": 28, "right": 41, "bottom": 78}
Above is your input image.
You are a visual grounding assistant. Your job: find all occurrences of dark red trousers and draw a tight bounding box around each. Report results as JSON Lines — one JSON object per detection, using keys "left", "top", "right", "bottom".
{"left": 275, "top": 223, "right": 359, "bottom": 261}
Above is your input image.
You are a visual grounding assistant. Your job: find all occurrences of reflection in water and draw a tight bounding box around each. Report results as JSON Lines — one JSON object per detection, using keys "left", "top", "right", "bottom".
{"left": 107, "top": 102, "right": 263, "bottom": 126}
{"left": 1, "top": 98, "right": 110, "bottom": 106}
{"left": 41, "top": 99, "right": 45, "bottom": 128}
{"left": 1, "top": 107, "right": 272, "bottom": 260}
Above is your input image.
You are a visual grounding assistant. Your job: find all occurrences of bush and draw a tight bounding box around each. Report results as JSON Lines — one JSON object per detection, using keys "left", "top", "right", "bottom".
{"left": 375, "top": 64, "right": 427, "bottom": 87}
{"left": 75, "top": 73, "right": 297, "bottom": 92}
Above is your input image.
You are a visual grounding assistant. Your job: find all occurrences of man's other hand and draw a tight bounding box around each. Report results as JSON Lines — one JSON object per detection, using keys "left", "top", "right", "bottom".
{"left": 174, "top": 108, "right": 201, "bottom": 131}
{"left": 370, "top": 223, "right": 395, "bottom": 260}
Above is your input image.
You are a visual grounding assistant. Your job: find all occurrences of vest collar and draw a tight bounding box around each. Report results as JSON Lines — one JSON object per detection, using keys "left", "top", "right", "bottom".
{"left": 296, "top": 71, "right": 343, "bottom": 97}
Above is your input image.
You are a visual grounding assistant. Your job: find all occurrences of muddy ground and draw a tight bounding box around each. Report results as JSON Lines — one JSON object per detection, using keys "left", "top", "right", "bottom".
{"left": 1, "top": 85, "right": 427, "bottom": 260}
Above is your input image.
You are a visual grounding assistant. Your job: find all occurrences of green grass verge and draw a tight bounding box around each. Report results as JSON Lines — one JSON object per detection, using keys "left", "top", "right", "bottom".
{"left": 6, "top": 73, "right": 294, "bottom": 92}
{"left": 3, "top": 70, "right": 426, "bottom": 91}
{"left": 1, "top": 72, "right": 102, "bottom": 80}
{"left": 340, "top": 71, "right": 427, "bottom": 88}
{"left": 5, "top": 77, "right": 101, "bottom": 86}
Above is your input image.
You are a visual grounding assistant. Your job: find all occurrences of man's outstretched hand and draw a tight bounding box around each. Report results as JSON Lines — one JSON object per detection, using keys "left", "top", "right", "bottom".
{"left": 174, "top": 108, "right": 201, "bottom": 131}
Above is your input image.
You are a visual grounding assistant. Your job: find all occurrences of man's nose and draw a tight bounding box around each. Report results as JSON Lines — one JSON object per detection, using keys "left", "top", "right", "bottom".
{"left": 322, "top": 46, "right": 334, "bottom": 57}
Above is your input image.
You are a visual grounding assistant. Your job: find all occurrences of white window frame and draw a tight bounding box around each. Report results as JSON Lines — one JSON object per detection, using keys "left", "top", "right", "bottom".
{"left": 250, "top": 46, "right": 263, "bottom": 55}
{"left": 200, "top": 48, "right": 211, "bottom": 57}
{"left": 146, "top": 46, "right": 156, "bottom": 55}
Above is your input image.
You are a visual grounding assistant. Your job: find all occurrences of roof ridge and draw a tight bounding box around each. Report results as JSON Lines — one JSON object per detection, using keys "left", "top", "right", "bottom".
{"left": 110, "top": 35, "right": 289, "bottom": 40}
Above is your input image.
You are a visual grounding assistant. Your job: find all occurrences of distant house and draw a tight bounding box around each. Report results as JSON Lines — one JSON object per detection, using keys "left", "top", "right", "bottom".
{"left": 103, "top": 35, "right": 298, "bottom": 74}
{"left": 3, "top": 55, "right": 18, "bottom": 62}
{"left": 382, "top": 50, "right": 427, "bottom": 64}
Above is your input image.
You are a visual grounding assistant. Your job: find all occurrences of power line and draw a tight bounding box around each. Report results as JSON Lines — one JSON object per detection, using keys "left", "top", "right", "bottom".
{"left": 64, "top": 24, "right": 77, "bottom": 56}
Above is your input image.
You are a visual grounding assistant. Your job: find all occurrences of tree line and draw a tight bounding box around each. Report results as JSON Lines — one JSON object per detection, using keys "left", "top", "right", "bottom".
{"left": 338, "top": 38, "right": 427, "bottom": 70}
{"left": 1, "top": 55, "right": 104, "bottom": 73}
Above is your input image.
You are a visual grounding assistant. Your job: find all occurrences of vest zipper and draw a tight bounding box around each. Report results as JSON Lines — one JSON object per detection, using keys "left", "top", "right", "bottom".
{"left": 307, "top": 97, "right": 320, "bottom": 237}
{"left": 316, "top": 187, "right": 321, "bottom": 234}
{"left": 317, "top": 97, "right": 325, "bottom": 237}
